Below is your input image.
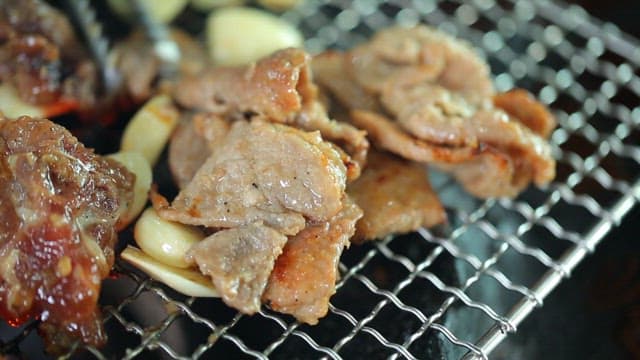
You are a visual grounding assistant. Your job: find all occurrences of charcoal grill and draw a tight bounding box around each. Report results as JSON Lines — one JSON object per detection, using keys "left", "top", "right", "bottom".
{"left": 3, "top": 0, "right": 640, "bottom": 359}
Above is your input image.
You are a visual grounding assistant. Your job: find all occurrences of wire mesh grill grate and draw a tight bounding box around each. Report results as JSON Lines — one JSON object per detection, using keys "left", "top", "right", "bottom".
{"left": 7, "top": 0, "right": 640, "bottom": 359}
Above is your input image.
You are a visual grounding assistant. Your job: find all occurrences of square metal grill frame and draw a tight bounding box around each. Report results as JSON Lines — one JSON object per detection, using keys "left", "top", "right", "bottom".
{"left": 28, "top": 0, "right": 638, "bottom": 359}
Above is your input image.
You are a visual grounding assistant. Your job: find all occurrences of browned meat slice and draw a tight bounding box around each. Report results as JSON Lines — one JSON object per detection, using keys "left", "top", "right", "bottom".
{"left": 311, "top": 51, "right": 382, "bottom": 112}
{"left": 0, "top": 0, "right": 97, "bottom": 110}
{"left": 186, "top": 222, "right": 287, "bottom": 314}
{"left": 168, "top": 112, "right": 230, "bottom": 189}
{"left": 350, "top": 110, "right": 477, "bottom": 163}
{"left": 493, "top": 89, "right": 556, "bottom": 138}
{"left": 156, "top": 120, "right": 347, "bottom": 235}
{"left": 174, "top": 48, "right": 315, "bottom": 121}
{"left": 346, "top": 25, "right": 494, "bottom": 104}
{"left": 263, "top": 196, "right": 362, "bottom": 324}
{"left": 436, "top": 148, "right": 519, "bottom": 198}
{"left": 0, "top": 116, "right": 134, "bottom": 353}
{"left": 113, "top": 29, "right": 208, "bottom": 103}
{"left": 381, "top": 80, "right": 555, "bottom": 186}
{"left": 348, "top": 151, "right": 446, "bottom": 242}
{"left": 294, "top": 101, "right": 369, "bottom": 180}
{"left": 381, "top": 81, "right": 478, "bottom": 148}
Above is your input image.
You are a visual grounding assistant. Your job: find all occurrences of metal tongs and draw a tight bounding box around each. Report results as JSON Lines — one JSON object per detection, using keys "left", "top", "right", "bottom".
{"left": 65, "top": 0, "right": 181, "bottom": 98}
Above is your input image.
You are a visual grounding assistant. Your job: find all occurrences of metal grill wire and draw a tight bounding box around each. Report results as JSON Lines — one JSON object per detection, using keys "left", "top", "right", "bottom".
{"left": 40, "top": 0, "right": 640, "bottom": 359}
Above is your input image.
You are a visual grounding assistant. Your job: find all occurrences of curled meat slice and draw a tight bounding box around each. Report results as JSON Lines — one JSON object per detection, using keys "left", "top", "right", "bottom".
{"left": 312, "top": 51, "right": 382, "bottom": 113}
{"left": 346, "top": 25, "right": 494, "bottom": 104}
{"left": 263, "top": 196, "right": 362, "bottom": 324}
{"left": 174, "top": 48, "right": 314, "bottom": 121}
{"left": 348, "top": 151, "right": 446, "bottom": 242}
{"left": 0, "top": 116, "right": 134, "bottom": 353}
{"left": 294, "top": 101, "right": 369, "bottom": 180}
{"left": 350, "top": 110, "right": 477, "bottom": 164}
{"left": 155, "top": 120, "right": 347, "bottom": 235}
{"left": 173, "top": 48, "right": 367, "bottom": 179}
{"left": 186, "top": 221, "right": 288, "bottom": 314}
{"left": 381, "top": 80, "right": 555, "bottom": 187}
{"left": 493, "top": 89, "right": 556, "bottom": 138}
{"left": 436, "top": 148, "right": 521, "bottom": 198}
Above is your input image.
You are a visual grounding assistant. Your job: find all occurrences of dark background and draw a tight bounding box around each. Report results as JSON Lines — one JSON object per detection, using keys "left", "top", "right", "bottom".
{"left": 495, "top": 1, "right": 640, "bottom": 359}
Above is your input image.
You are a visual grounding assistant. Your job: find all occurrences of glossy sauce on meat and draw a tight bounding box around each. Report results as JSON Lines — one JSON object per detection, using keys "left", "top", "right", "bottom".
{"left": 0, "top": 116, "right": 134, "bottom": 353}
{"left": 0, "top": 0, "right": 96, "bottom": 109}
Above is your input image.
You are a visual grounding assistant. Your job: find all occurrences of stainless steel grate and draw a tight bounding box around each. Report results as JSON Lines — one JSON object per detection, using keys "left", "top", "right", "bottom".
{"left": 7, "top": 0, "right": 640, "bottom": 358}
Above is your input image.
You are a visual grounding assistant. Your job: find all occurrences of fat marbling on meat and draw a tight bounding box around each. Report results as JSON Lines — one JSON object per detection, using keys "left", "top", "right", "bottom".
{"left": 0, "top": 115, "right": 134, "bottom": 353}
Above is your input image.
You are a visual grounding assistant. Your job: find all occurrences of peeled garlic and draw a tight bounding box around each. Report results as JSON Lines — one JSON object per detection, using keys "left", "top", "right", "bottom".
{"left": 0, "top": 84, "right": 44, "bottom": 118}
{"left": 134, "top": 207, "right": 205, "bottom": 268}
{"left": 206, "top": 6, "right": 303, "bottom": 66}
{"left": 257, "top": 0, "right": 301, "bottom": 12}
{"left": 107, "top": 0, "right": 188, "bottom": 23}
{"left": 120, "top": 94, "right": 180, "bottom": 166}
{"left": 107, "top": 152, "right": 153, "bottom": 228}
{"left": 121, "top": 246, "right": 218, "bottom": 297}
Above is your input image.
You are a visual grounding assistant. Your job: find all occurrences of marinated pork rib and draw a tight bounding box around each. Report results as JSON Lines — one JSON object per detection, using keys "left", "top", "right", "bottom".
{"left": 187, "top": 222, "right": 288, "bottom": 314}
{"left": 156, "top": 120, "right": 347, "bottom": 236}
{"left": 173, "top": 48, "right": 368, "bottom": 179}
{"left": 0, "top": 0, "right": 97, "bottom": 110}
{"left": 313, "top": 25, "right": 556, "bottom": 198}
{"left": 0, "top": 116, "right": 134, "bottom": 353}
{"left": 347, "top": 151, "right": 446, "bottom": 242}
{"left": 263, "top": 196, "right": 362, "bottom": 324}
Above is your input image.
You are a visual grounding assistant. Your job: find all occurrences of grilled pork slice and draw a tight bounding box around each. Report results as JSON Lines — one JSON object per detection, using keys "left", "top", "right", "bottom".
{"left": 0, "top": 116, "right": 134, "bottom": 353}
{"left": 314, "top": 25, "right": 556, "bottom": 198}
{"left": 168, "top": 112, "right": 230, "bottom": 189}
{"left": 348, "top": 151, "right": 446, "bottom": 242}
{"left": 347, "top": 25, "right": 495, "bottom": 104}
{"left": 187, "top": 222, "right": 288, "bottom": 314}
{"left": 174, "top": 48, "right": 316, "bottom": 121}
{"left": 173, "top": 48, "right": 368, "bottom": 180}
{"left": 156, "top": 120, "right": 347, "bottom": 236}
{"left": 263, "top": 196, "right": 362, "bottom": 324}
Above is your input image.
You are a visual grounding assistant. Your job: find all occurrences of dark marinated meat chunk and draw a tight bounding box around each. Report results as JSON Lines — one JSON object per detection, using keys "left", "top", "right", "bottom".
{"left": 0, "top": 116, "right": 134, "bottom": 353}
{"left": 186, "top": 222, "right": 288, "bottom": 314}
{"left": 113, "top": 29, "right": 208, "bottom": 103}
{"left": 263, "top": 196, "right": 362, "bottom": 324}
{"left": 156, "top": 120, "right": 347, "bottom": 235}
{"left": 0, "top": 0, "right": 96, "bottom": 110}
{"left": 168, "top": 112, "right": 230, "bottom": 189}
{"left": 348, "top": 151, "right": 446, "bottom": 242}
